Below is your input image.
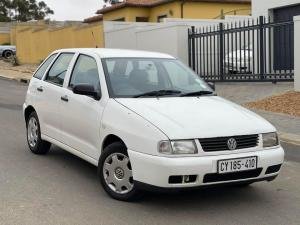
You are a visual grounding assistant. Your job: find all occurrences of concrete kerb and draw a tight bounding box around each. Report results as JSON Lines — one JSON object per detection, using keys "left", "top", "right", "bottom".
{"left": 279, "top": 132, "right": 300, "bottom": 146}
{"left": 0, "top": 74, "right": 30, "bottom": 84}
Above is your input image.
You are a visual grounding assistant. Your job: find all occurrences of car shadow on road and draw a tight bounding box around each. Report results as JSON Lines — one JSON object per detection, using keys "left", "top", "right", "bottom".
{"left": 45, "top": 145, "right": 99, "bottom": 180}
{"left": 142, "top": 185, "right": 268, "bottom": 206}
{"left": 45, "top": 145, "right": 275, "bottom": 209}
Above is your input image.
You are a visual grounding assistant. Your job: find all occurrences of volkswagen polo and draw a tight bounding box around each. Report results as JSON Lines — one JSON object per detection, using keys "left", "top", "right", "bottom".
{"left": 23, "top": 48, "right": 284, "bottom": 201}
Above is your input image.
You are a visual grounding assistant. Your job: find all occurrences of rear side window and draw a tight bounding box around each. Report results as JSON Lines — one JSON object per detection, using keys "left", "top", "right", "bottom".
{"left": 33, "top": 54, "right": 57, "bottom": 79}
{"left": 45, "top": 53, "right": 74, "bottom": 86}
{"left": 69, "top": 55, "right": 100, "bottom": 92}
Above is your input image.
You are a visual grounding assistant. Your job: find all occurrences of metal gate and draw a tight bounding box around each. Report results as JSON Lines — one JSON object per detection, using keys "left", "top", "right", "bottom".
{"left": 188, "top": 16, "right": 294, "bottom": 82}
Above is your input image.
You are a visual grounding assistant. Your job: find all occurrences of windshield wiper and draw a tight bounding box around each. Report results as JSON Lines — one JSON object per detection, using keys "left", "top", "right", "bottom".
{"left": 133, "top": 90, "right": 181, "bottom": 98}
{"left": 180, "top": 90, "right": 214, "bottom": 97}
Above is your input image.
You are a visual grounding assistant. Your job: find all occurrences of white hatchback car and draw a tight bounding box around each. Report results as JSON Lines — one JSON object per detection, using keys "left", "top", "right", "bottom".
{"left": 24, "top": 48, "right": 284, "bottom": 201}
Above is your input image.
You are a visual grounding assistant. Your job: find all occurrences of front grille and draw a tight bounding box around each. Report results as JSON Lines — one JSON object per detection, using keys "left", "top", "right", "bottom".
{"left": 199, "top": 134, "right": 259, "bottom": 152}
{"left": 203, "top": 168, "right": 262, "bottom": 183}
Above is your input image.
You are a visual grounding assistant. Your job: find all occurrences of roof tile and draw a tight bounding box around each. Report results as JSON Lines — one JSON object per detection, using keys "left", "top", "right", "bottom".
{"left": 96, "top": 0, "right": 251, "bottom": 14}
{"left": 83, "top": 15, "right": 103, "bottom": 23}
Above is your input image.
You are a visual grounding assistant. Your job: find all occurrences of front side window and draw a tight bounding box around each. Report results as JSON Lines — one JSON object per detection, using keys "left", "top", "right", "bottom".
{"left": 102, "top": 58, "right": 212, "bottom": 98}
{"left": 69, "top": 55, "right": 100, "bottom": 92}
{"left": 45, "top": 53, "right": 74, "bottom": 86}
{"left": 34, "top": 53, "right": 57, "bottom": 79}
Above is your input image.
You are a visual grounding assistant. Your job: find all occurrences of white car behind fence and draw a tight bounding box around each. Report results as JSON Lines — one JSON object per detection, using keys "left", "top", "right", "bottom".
{"left": 0, "top": 45, "right": 16, "bottom": 59}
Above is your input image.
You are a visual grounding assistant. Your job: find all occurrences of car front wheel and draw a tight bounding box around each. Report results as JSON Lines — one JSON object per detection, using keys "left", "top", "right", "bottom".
{"left": 98, "top": 142, "right": 142, "bottom": 201}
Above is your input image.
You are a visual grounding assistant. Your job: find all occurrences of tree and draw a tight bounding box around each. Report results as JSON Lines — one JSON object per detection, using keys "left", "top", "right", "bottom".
{"left": 0, "top": 0, "right": 54, "bottom": 22}
{"left": 0, "top": 0, "right": 11, "bottom": 22}
{"left": 103, "top": 0, "right": 121, "bottom": 5}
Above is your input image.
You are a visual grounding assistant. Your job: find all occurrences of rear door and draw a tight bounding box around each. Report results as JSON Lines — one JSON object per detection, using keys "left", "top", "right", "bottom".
{"left": 29, "top": 53, "right": 58, "bottom": 135}
{"left": 38, "top": 53, "right": 75, "bottom": 142}
{"left": 59, "top": 54, "right": 106, "bottom": 159}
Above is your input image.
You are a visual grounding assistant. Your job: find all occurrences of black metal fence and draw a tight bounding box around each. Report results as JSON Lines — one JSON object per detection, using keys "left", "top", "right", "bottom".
{"left": 188, "top": 16, "right": 294, "bottom": 82}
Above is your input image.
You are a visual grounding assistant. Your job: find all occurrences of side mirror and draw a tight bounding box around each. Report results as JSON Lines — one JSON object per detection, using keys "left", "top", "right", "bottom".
{"left": 73, "top": 84, "right": 101, "bottom": 100}
{"left": 207, "top": 82, "right": 215, "bottom": 91}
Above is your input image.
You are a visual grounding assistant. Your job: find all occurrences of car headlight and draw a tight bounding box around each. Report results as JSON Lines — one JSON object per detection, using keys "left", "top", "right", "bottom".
{"left": 158, "top": 140, "right": 198, "bottom": 155}
{"left": 262, "top": 132, "right": 279, "bottom": 148}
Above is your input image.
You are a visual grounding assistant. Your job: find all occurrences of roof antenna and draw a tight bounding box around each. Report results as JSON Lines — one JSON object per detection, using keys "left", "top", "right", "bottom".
{"left": 92, "top": 31, "right": 98, "bottom": 48}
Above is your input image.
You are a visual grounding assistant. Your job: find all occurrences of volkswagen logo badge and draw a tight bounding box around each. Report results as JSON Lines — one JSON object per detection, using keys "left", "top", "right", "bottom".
{"left": 227, "top": 138, "right": 237, "bottom": 150}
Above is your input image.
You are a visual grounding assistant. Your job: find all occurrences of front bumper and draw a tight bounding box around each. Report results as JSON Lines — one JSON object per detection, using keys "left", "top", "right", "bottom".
{"left": 22, "top": 103, "right": 27, "bottom": 117}
{"left": 128, "top": 146, "right": 284, "bottom": 188}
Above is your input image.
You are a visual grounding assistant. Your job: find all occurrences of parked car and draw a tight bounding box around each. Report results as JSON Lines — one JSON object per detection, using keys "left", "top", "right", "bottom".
{"left": 0, "top": 45, "right": 16, "bottom": 59}
{"left": 224, "top": 44, "right": 253, "bottom": 74}
{"left": 24, "top": 48, "right": 284, "bottom": 201}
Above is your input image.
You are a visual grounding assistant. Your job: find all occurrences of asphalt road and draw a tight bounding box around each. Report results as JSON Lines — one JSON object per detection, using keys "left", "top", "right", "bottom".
{"left": 0, "top": 78, "right": 300, "bottom": 225}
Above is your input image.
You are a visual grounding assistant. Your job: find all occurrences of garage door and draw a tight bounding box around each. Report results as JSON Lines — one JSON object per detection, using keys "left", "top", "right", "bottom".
{"left": 273, "top": 4, "right": 300, "bottom": 71}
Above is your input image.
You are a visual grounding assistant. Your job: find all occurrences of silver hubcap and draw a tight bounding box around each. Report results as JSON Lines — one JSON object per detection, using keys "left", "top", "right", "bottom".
{"left": 103, "top": 153, "right": 134, "bottom": 194}
{"left": 27, "top": 117, "right": 38, "bottom": 147}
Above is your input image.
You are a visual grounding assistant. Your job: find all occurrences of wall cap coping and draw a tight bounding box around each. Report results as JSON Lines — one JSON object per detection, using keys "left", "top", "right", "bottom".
{"left": 294, "top": 15, "right": 300, "bottom": 22}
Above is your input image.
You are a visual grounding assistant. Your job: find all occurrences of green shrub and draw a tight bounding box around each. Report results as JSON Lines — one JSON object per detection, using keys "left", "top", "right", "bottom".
{"left": 11, "top": 55, "right": 19, "bottom": 66}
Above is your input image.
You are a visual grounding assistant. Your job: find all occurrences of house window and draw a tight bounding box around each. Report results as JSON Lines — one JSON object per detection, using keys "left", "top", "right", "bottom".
{"left": 157, "top": 15, "right": 167, "bottom": 22}
{"left": 112, "top": 17, "right": 125, "bottom": 21}
{"left": 136, "top": 17, "right": 149, "bottom": 22}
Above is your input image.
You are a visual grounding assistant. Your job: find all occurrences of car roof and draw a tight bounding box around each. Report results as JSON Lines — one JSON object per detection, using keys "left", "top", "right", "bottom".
{"left": 53, "top": 48, "right": 175, "bottom": 59}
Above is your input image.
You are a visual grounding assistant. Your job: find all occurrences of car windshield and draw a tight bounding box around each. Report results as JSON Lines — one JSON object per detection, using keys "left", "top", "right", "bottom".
{"left": 102, "top": 58, "right": 213, "bottom": 98}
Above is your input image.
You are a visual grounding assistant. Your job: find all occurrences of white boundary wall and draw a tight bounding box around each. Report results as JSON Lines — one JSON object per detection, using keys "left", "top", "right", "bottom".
{"left": 294, "top": 16, "right": 300, "bottom": 91}
{"left": 104, "top": 16, "right": 252, "bottom": 65}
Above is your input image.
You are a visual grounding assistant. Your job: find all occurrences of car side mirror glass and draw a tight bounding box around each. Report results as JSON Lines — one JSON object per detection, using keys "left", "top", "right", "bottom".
{"left": 73, "top": 84, "right": 101, "bottom": 100}
{"left": 207, "top": 82, "right": 215, "bottom": 91}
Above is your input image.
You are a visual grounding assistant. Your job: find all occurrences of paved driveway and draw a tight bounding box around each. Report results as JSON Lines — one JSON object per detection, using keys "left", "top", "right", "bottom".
{"left": 0, "top": 78, "right": 300, "bottom": 225}
{"left": 216, "top": 82, "right": 294, "bottom": 104}
{"left": 216, "top": 82, "right": 300, "bottom": 136}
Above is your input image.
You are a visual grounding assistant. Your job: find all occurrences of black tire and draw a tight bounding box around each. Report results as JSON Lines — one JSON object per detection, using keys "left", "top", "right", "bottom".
{"left": 3, "top": 50, "right": 13, "bottom": 59}
{"left": 26, "top": 111, "right": 51, "bottom": 155}
{"left": 98, "top": 142, "right": 143, "bottom": 201}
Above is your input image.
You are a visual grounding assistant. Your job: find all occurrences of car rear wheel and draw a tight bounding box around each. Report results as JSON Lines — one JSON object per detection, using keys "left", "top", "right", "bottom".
{"left": 26, "top": 111, "right": 51, "bottom": 155}
{"left": 98, "top": 142, "right": 142, "bottom": 201}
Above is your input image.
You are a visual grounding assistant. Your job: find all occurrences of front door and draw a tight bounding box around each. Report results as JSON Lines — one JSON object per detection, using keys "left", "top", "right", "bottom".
{"left": 60, "top": 54, "right": 105, "bottom": 160}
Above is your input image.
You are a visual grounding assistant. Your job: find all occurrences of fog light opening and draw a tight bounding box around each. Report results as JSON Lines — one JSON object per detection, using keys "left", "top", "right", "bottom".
{"left": 184, "top": 175, "right": 197, "bottom": 183}
{"left": 168, "top": 175, "right": 197, "bottom": 184}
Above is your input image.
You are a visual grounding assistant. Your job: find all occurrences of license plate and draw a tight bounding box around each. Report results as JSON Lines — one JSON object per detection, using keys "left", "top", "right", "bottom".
{"left": 217, "top": 156, "right": 257, "bottom": 174}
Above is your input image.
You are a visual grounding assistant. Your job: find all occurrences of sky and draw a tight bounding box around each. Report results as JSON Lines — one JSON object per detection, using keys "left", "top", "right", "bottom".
{"left": 43, "top": 0, "right": 105, "bottom": 21}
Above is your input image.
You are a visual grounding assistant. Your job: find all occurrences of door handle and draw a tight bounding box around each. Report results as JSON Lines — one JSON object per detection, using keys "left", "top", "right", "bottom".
{"left": 61, "top": 95, "right": 69, "bottom": 102}
{"left": 37, "top": 86, "right": 43, "bottom": 92}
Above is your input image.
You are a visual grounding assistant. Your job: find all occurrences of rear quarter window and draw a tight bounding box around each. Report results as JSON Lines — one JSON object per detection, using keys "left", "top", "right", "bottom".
{"left": 33, "top": 54, "right": 57, "bottom": 80}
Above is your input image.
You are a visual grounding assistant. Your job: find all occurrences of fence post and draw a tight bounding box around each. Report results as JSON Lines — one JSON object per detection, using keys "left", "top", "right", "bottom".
{"left": 188, "top": 27, "right": 191, "bottom": 68}
{"left": 259, "top": 16, "right": 265, "bottom": 80}
{"left": 219, "top": 23, "right": 224, "bottom": 81}
{"left": 191, "top": 26, "right": 196, "bottom": 71}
